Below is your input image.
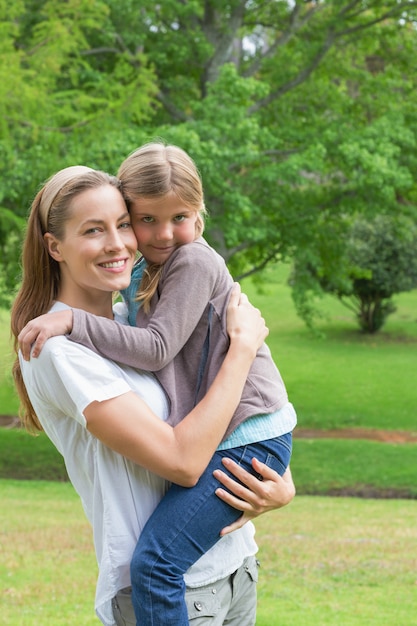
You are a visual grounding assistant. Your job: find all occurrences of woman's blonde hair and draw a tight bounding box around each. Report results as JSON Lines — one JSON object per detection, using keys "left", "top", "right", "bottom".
{"left": 10, "top": 166, "right": 123, "bottom": 431}
{"left": 118, "top": 142, "right": 207, "bottom": 312}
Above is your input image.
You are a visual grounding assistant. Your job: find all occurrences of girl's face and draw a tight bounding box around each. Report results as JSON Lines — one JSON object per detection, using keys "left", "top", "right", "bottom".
{"left": 45, "top": 185, "right": 137, "bottom": 312}
{"left": 129, "top": 191, "right": 198, "bottom": 265}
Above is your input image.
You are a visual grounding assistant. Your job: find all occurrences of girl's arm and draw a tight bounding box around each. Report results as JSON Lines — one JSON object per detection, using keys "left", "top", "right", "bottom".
{"left": 19, "top": 242, "right": 222, "bottom": 366}
{"left": 84, "top": 285, "right": 267, "bottom": 486}
{"left": 19, "top": 308, "right": 73, "bottom": 360}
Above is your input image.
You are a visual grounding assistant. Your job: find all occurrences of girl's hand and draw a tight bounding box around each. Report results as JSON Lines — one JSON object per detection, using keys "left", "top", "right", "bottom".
{"left": 214, "top": 461, "right": 295, "bottom": 536}
{"left": 18, "top": 309, "right": 73, "bottom": 360}
{"left": 226, "top": 283, "right": 268, "bottom": 357}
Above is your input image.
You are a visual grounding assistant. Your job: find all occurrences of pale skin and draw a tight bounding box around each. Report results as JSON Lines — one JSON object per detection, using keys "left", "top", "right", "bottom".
{"left": 20, "top": 186, "right": 295, "bottom": 533}
{"left": 128, "top": 191, "right": 198, "bottom": 265}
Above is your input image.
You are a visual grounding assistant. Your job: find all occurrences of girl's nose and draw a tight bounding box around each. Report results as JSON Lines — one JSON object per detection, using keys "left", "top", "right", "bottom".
{"left": 156, "top": 223, "right": 173, "bottom": 240}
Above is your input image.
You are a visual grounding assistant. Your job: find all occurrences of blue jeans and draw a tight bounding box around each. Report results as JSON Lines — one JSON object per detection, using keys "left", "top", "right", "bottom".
{"left": 130, "top": 432, "right": 292, "bottom": 626}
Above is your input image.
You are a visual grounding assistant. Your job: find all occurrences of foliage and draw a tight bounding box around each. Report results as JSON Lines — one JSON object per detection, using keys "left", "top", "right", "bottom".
{"left": 1, "top": 1, "right": 417, "bottom": 321}
{"left": 0, "top": 209, "right": 25, "bottom": 307}
{"left": 293, "top": 213, "right": 417, "bottom": 333}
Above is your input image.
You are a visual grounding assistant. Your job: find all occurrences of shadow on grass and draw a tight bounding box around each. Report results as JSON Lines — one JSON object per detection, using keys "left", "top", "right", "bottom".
{"left": 0, "top": 428, "right": 68, "bottom": 482}
{"left": 2, "top": 425, "right": 417, "bottom": 499}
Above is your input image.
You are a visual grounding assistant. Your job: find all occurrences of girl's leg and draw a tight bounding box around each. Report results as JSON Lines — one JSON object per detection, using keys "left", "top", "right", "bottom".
{"left": 130, "top": 434, "right": 292, "bottom": 626}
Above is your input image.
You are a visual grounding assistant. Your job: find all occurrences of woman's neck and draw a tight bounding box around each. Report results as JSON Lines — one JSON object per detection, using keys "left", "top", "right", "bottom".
{"left": 56, "top": 287, "right": 114, "bottom": 319}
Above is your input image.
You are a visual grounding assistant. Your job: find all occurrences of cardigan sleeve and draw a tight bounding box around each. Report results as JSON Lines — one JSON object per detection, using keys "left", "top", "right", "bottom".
{"left": 68, "top": 241, "right": 222, "bottom": 371}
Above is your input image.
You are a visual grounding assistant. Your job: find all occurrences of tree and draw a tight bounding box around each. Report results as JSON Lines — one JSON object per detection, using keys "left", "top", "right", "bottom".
{"left": 0, "top": 0, "right": 158, "bottom": 213}
{"left": 0, "top": 208, "right": 25, "bottom": 308}
{"left": 2, "top": 1, "right": 417, "bottom": 319}
{"left": 292, "top": 213, "right": 417, "bottom": 333}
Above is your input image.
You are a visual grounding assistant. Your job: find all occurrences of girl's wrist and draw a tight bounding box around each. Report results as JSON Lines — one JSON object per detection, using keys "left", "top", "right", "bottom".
{"left": 227, "top": 336, "right": 257, "bottom": 364}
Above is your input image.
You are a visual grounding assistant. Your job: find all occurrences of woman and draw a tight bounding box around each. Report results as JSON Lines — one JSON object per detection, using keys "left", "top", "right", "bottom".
{"left": 11, "top": 166, "right": 295, "bottom": 626}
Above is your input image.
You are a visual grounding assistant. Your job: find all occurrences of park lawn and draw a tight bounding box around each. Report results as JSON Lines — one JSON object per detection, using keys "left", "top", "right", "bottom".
{"left": 0, "top": 429, "right": 69, "bottom": 482}
{"left": 0, "top": 308, "right": 18, "bottom": 415}
{"left": 1, "top": 479, "right": 416, "bottom": 626}
{"left": 241, "top": 265, "right": 417, "bottom": 432}
{"left": 2, "top": 428, "right": 417, "bottom": 498}
{"left": 255, "top": 495, "right": 417, "bottom": 626}
{"left": 292, "top": 438, "right": 417, "bottom": 498}
{"left": 0, "top": 480, "right": 98, "bottom": 626}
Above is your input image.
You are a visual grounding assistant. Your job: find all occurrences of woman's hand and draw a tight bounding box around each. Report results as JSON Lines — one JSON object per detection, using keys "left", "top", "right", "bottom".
{"left": 18, "top": 309, "right": 73, "bottom": 360}
{"left": 214, "top": 460, "right": 295, "bottom": 536}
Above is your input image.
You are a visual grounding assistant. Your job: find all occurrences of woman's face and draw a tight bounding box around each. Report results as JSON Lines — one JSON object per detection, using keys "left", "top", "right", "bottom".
{"left": 46, "top": 184, "right": 137, "bottom": 308}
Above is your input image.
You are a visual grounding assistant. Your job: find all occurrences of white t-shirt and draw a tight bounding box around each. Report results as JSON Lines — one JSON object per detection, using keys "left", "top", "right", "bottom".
{"left": 19, "top": 302, "right": 257, "bottom": 626}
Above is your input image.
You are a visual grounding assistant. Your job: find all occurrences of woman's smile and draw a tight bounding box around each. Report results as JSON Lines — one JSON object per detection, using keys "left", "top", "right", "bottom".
{"left": 48, "top": 184, "right": 137, "bottom": 310}
{"left": 99, "top": 258, "right": 131, "bottom": 271}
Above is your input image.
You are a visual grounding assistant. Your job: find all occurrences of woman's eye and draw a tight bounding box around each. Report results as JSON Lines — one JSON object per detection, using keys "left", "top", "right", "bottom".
{"left": 119, "top": 221, "right": 132, "bottom": 229}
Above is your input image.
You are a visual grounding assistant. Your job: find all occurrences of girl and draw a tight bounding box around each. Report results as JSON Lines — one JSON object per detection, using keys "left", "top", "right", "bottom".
{"left": 18, "top": 147, "right": 296, "bottom": 626}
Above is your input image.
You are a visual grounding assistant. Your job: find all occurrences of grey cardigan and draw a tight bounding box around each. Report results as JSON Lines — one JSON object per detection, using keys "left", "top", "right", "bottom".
{"left": 69, "top": 238, "right": 288, "bottom": 440}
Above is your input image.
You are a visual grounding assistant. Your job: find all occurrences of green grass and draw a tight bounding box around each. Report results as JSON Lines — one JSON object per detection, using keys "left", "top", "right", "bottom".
{"left": 255, "top": 496, "right": 417, "bottom": 626}
{"left": 0, "top": 309, "right": 19, "bottom": 415}
{"left": 242, "top": 265, "right": 417, "bottom": 432}
{"left": 2, "top": 429, "right": 417, "bottom": 498}
{"left": 0, "top": 480, "right": 98, "bottom": 626}
{"left": 1, "top": 480, "right": 416, "bottom": 626}
{"left": 293, "top": 438, "right": 417, "bottom": 498}
{"left": 0, "top": 429, "right": 68, "bottom": 481}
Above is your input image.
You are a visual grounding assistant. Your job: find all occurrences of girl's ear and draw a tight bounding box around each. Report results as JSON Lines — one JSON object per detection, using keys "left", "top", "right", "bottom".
{"left": 44, "top": 233, "right": 63, "bottom": 262}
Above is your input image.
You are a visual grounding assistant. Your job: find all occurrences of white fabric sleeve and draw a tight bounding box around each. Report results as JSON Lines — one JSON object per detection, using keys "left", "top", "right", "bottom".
{"left": 25, "top": 336, "right": 132, "bottom": 426}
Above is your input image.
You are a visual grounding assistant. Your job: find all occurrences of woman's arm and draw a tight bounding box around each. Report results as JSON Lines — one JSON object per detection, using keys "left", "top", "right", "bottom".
{"left": 214, "top": 463, "right": 296, "bottom": 535}
{"left": 84, "top": 285, "right": 268, "bottom": 486}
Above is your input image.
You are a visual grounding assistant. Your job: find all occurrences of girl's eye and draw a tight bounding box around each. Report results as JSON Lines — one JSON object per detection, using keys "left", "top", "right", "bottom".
{"left": 142, "top": 216, "right": 155, "bottom": 223}
{"left": 174, "top": 215, "right": 186, "bottom": 223}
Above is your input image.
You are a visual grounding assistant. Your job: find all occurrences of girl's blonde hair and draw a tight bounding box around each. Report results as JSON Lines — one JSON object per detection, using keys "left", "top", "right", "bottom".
{"left": 10, "top": 166, "right": 123, "bottom": 431}
{"left": 118, "top": 142, "right": 207, "bottom": 312}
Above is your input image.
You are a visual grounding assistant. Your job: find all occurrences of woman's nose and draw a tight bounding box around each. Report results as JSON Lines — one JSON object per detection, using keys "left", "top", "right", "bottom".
{"left": 104, "top": 229, "right": 125, "bottom": 252}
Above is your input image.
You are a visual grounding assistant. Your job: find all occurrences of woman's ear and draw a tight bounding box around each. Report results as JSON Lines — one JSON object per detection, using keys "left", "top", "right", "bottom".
{"left": 44, "top": 233, "right": 63, "bottom": 262}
